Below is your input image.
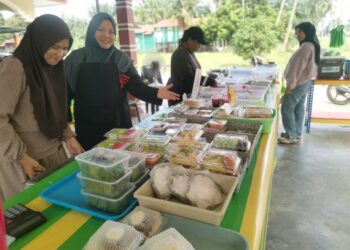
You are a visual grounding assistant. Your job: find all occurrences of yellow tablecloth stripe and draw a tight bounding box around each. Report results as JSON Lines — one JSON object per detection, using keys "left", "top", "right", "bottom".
{"left": 22, "top": 210, "right": 91, "bottom": 250}
{"left": 25, "top": 197, "right": 51, "bottom": 212}
{"left": 240, "top": 117, "right": 278, "bottom": 250}
{"left": 311, "top": 118, "right": 350, "bottom": 125}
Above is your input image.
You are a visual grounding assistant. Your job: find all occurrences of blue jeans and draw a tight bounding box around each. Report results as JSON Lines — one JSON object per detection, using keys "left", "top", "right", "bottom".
{"left": 281, "top": 81, "right": 313, "bottom": 139}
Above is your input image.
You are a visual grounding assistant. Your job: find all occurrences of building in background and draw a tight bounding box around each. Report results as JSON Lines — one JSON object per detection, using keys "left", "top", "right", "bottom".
{"left": 135, "top": 17, "right": 184, "bottom": 53}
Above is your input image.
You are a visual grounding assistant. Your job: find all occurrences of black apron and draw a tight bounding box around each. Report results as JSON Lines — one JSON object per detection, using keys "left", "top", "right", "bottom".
{"left": 75, "top": 62, "right": 132, "bottom": 150}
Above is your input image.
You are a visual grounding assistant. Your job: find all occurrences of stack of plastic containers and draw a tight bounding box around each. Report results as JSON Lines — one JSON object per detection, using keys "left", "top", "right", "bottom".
{"left": 76, "top": 148, "right": 135, "bottom": 213}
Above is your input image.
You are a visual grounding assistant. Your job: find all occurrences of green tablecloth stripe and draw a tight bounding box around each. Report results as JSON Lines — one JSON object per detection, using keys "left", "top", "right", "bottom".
{"left": 4, "top": 161, "right": 78, "bottom": 209}
{"left": 9, "top": 205, "right": 70, "bottom": 250}
{"left": 58, "top": 217, "right": 104, "bottom": 250}
{"left": 221, "top": 139, "right": 261, "bottom": 231}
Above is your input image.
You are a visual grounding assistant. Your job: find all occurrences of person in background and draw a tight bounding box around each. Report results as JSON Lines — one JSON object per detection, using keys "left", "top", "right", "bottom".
{"left": 65, "top": 12, "right": 179, "bottom": 150}
{"left": 167, "top": 26, "right": 218, "bottom": 106}
{"left": 279, "top": 22, "right": 320, "bottom": 144}
{"left": 0, "top": 15, "right": 84, "bottom": 201}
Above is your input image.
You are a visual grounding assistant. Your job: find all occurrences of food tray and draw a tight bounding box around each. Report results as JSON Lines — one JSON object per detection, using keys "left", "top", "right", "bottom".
{"left": 41, "top": 171, "right": 137, "bottom": 220}
{"left": 134, "top": 172, "right": 238, "bottom": 226}
{"left": 160, "top": 213, "right": 249, "bottom": 250}
{"left": 214, "top": 109, "right": 275, "bottom": 133}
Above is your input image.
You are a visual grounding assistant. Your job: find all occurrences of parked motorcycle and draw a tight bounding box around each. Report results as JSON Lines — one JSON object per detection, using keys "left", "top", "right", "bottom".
{"left": 326, "top": 85, "right": 350, "bottom": 105}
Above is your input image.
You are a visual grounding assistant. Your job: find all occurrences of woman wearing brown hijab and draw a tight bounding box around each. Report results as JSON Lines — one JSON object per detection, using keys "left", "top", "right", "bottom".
{"left": 0, "top": 14, "right": 84, "bottom": 201}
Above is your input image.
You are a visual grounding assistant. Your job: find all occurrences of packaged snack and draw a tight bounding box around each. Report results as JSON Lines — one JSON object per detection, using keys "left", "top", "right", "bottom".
{"left": 139, "top": 228, "right": 194, "bottom": 250}
{"left": 84, "top": 221, "right": 144, "bottom": 250}
{"left": 140, "top": 135, "right": 171, "bottom": 154}
{"left": 199, "top": 149, "right": 241, "bottom": 176}
{"left": 244, "top": 107, "right": 273, "bottom": 118}
{"left": 76, "top": 148, "right": 130, "bottom": 181}
{"left": 149, "top": 123, "right": 169, "bottom": 134}
{"left": 95, "top": 138, "right": 118, "bottom": 149}
{"left": 216, "top": 103, "right": 233, "bottom": 117}
{"left": 173, "top": 104, "right": 189, "bottom": 113}
{"left": 183, "top": 98, "right": 202, "bottom": 108}
{"left": 164, "top": 117, "right": 187, "bottom": 124}
{"left": 105, "top": 128, "right": 139, "bottom": 142}
{"left": 207, "top": 119, "right": 227, "bottom": 132}
{"left": 174, "top": 124, "right": 203, "bottom": 145}
{"left": 122, "top": 206, "right": 164, "bottom": 237}
{"left": 212, "top": 134, "right": 251, "bottom": 151}
{"left": 145, "top": 153, "right": 161, "bottom": 169}
{"left": 166, "top": 144, "right": 203, "bottom": 168}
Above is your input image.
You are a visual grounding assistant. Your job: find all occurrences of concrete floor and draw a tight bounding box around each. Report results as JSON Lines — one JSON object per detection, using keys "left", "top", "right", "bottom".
{"left": 266, "top": 123, "right": 350, "bottom": 250}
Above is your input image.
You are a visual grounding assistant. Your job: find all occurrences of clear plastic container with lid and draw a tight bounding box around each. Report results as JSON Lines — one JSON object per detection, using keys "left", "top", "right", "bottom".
{"left": 121, "top": 206, "right": 164, "bottom": 237}
{"left": 75, "top": 148, "right": 130, "bottom": 181}
{"left": 131, "top": 169, "right": 149, "bottom": 189}
{"left": 174, "top": 124, "right": 203, "bottom": 145}
{"left": 84, "top": 220, "right": 144, "bottom": 250}
{"left": 105, "top": 128, "right": 140, "bottom": 142}
{"left": 140, "top": 135, "right": 171, "bottom": 154}
{"left": 120, "top": 151, "right": 147, "bottom": 182}
{"left": 166, "top": 143, "right": 207, "bottom": 168}
{"left": 212, "top": 133, "right": 251, "bottom": 151}
{"left": 199, "top": 149, "right": 241, "bottom": 176}
{"left": 81, "top": 184, "right": 135, "bottom": 213}
{"left": 77, "top": 170, "right": 132, "bottom": 198}
{"left": 139, "top": 228, "right": 194, "bottom": 250}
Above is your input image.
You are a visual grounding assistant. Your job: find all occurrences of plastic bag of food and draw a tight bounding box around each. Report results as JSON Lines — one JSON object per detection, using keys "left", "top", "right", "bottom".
{"left": 186, "top": 174, "right": 224, "bottom": 210}
{"left": 206, "top": 119, "right": 227, "bottom": 132}
{"left": 149, "top": 163, "right": 187, "bottom": 200}
{"left": 84, "top": 221, "right": 144, "bottom": 250}
{"left": 169, "top": 172, "right": 190, "bottom": 202}
{"left": 121, "top": 206, "right": 164, "bottom": 237}
{"left": 216, "top": 103, "right": 233, "bottom": 117}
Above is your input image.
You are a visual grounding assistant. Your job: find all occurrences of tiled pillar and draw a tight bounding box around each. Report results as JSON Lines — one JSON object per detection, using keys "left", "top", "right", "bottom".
{"left": 115, "top": 0, "right": 137, "bottom": 65}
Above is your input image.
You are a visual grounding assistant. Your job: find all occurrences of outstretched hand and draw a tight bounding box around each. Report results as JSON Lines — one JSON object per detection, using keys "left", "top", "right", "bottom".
{"left": 157, "top": 84, "right": 180, "bottom": 101}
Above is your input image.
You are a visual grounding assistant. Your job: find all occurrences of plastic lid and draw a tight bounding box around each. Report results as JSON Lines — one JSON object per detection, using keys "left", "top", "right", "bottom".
{"left": 77, "top": 169, "right": 132, "bottom": 185}
{"left": 139, "top": 228, "right": 194, "bottom": 250}
{"left": 81, "top": 183, "right": 135, "bottom": 202}
{"left": 121, "top": 206, "right": 164, "bottom": 237}
{"left": 84, "top": 221, "right": 144, "bottom": 250}
{"left": 76, "top": 148, "right": 130, "bottom": 169}
{"left": 141, "top": 135, "right": 171, "bottom": 145}
{"left": 105, "top": 128, "right": 139, "bottom": 141}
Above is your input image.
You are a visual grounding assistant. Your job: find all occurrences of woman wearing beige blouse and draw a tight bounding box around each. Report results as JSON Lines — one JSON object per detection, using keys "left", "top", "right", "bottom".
{"left": 0, "top": 15, "right": 84, "bottom": 201}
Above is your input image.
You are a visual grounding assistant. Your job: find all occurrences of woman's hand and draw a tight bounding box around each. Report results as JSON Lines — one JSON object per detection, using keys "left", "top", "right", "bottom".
{"left": 157, "top": 84, "right": 180, "bottom": 101}
{"left": 66, "top": 137, "right": 84, "bottom": 156}
{"left": 19, "top": 154, "right": 45, "bottom": 179}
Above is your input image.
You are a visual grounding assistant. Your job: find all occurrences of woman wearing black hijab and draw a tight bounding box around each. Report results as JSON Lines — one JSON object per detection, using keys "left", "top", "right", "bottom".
{"left": 167, "top": 26, "right": 218, "bottom": 106}
{"left": 65, "top": 12, "right": 179, "bottom": 150}
{"left": 279, "top": 22, "right": 321, "bottom": 144}
{"left": 0, "top": 15, "right": 84, "bottom": 200}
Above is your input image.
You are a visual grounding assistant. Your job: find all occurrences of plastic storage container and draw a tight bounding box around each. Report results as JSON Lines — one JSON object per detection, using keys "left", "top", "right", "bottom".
{"left": 76, "top": 148, "right": 130, "bottom": 181}
{"left": 212, "top": 134, "right": 251, "bottom": 151}
{"left": 84, "top": 220, "right": 144, "bottom": 250}
{"left": 145, "top": 153, "right": 161, "bottom": 169}
{"left": 81, "top": 184, "right": 135, "bottom": 213}
{"left": 105, "top": 128, "right": 140, "bottom": 142}
{"left": 121, "top": 206, "right": 164, "bottom": 237}
{"left": 140, "top": 135, "right": 171, "bottom": 154}
{"left": 77, "top": 170, "right": 132, "bottom": 198}
{"left": 206, "top": 119, "right": 227, "bottom": 132}
{"left": 120, "top": 151, "right": 147, "bottom": 182}
{"left": 174, "top": 124, "right": 203, "bottom": 145}
{"left": 131, "top": 169, "right": 149, "bottom": 189}
{"left": 199, "top": 149, "right": 241, "bottom": 176}
{"left": 166, "top": 144, "right": 204, "bottom": 168}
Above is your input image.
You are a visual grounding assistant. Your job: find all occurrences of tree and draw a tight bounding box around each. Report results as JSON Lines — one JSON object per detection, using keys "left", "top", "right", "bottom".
{"left": 0, "top": 14, "right": 27, "bottom": 45}
{"left": 61, "top": 15, "right": 88, "bottom": 50}
{"left": 282, "top": 0, "right": 298, "bottom": 51}
{"left": 232, "top": 16, "right": 278, "bottom": 59}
